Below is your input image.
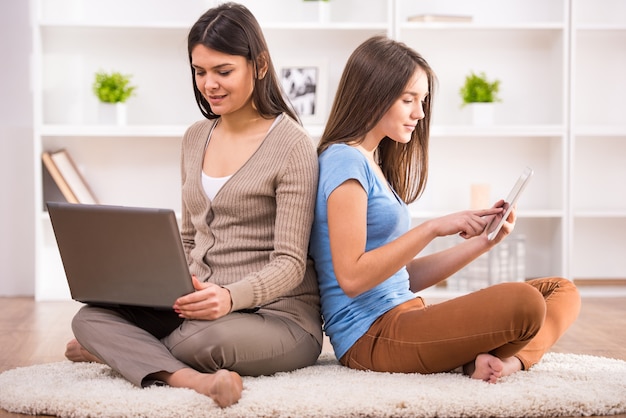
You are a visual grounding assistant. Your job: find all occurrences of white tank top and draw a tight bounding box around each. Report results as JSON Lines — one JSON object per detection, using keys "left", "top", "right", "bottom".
{"left": 201, "top": 114, "right": 282, "bottom": 200}
{"left": 202, "top": 172, "right": 231, "bottom": 201}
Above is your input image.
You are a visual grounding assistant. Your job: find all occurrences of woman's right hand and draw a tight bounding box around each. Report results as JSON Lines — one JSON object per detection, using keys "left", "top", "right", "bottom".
{"left": 173, "top": 276, "right": 233, "bottom": 320}
{"left": 432, "top": 206, "right": 503, "bottom": 239}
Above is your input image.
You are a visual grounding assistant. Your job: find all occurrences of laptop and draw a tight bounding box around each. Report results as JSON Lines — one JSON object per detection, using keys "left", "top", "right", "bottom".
{"left": 47, "top": 202, "right": 195, "bottom": 309}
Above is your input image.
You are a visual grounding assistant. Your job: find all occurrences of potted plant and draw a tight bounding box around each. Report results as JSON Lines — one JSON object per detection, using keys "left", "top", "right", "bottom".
{"left": 92, "top": 70, "right": 136, "bottom": 125}
{"left": 459, "top": 71, "right": 501, "bottom": 125}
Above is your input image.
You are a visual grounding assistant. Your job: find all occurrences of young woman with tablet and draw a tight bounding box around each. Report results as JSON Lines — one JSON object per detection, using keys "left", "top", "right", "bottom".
{"left": 309, "top": 35, "right": 581, "bottom": 383}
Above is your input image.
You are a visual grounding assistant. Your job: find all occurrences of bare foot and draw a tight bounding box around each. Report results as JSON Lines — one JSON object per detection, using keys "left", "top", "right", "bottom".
{"left": 65, "top": 339, "right": 103, "bottom": 363}
{"left": 203, "top": 370, "right": 244, "bottom": 408}
{"left": 152, "top": 368, "right": 243, "bottom": 408}
{"left": 500, "top": 356, "right": 523, "bottom": 377}
{"left": 463, "top": 354, "right": 523, "bottom": 383}
{"left": 464, "top": 353, "right": 503, "bottom": 383}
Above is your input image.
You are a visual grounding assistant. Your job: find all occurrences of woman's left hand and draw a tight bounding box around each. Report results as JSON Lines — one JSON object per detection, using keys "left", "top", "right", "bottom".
{"left": 486, "top": 202, "right": 517, "bottom": 244}
{"left": 173, "top": 276, "right": 232, "bottom": 320}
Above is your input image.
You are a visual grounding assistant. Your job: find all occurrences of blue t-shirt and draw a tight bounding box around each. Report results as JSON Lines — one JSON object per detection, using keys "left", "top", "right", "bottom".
{"left": 309, "top": 144, "right": 416, "bottom": 359}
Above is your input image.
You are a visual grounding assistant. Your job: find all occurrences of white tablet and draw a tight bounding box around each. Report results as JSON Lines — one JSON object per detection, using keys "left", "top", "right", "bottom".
{"left": 487, "top": 166, "right": 534, "bottom": 241}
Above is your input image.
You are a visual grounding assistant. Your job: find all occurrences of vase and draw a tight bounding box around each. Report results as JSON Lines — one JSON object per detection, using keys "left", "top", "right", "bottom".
{"left": 318, "top": 1, "right": 330, "bottom": 23}
{"left": 470, "top": 183, "right": 491, "bottom": 210}
{"left": 98, "top": 102, "right": 127, "bottom": 126}
{"left": 470, "top": 102, "right": 494, "bottom": 126}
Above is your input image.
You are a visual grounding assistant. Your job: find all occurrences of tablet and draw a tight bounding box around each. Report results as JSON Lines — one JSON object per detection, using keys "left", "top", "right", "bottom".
{"left": 487, "top": 166, "right": 534, "bottom": 241}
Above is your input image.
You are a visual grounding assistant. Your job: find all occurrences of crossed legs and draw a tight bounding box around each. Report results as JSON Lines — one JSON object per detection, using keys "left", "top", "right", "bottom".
{"left": 66, "top": 305, "right": 320, "bottom": 407}
{"left": 341, "top": 278, "right": 580, "bottom": 383}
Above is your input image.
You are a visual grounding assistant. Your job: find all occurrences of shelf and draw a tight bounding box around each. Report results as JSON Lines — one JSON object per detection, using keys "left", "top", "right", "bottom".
{"left": 430, "top": 125, "right": 565, "bottom": 137}
{"left": 397, "top": 28, "right": 566, "bottom": 126}
{"left": 573, "top": 126, "right": 626, "bottom": 137}
{"left": 40, "top": 123, "right": 325, "bottom": 141}
{"left": 575, "top": 24, "right": 626, "bottom": 31}
{"left": 396, "top": 0, "right": 568, "bottom": 28}
{"left": 400, "top": 23, "right": 565, "bottom": 30}
{"left": 573, "top": 0, "right": 626, "bottom": 29}
{"left": 263, "top": 23, "right": 389, "bottom": 31}
{"left": 572, "top": 30, "right": 625, "bottom": 127}
{"left": 572, "top": 136, "right": 626, "bottom": 214}
{"left": 39, "top": 21, "right": 391, "bottom": 32}
{"left": 30, "top": 0, "right": 625, "bottom": 299}
{"left": 39, "top": 21, "right": 192, "bottom": 30}
{"left": 573, "top": 211, "right": 626, "bottom": 219}
{"left": 571, "top": 218, "right": 626, "bottom": 279}
{"left": 41, "top": 124, "right": 188, "bottom": 138}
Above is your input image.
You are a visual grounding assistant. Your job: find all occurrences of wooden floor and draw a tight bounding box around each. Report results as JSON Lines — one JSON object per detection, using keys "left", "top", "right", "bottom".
{"left": 1, "top": 294, "right": 625, "bottom": 418}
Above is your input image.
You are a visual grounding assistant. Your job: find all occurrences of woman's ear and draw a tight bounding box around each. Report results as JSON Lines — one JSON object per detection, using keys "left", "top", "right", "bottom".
{"left": 256, "top": 51, "right": 269, "bottom": 80}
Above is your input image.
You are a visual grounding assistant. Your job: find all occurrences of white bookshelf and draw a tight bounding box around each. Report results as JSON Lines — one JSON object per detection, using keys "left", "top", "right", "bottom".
{"left": 398, "top": 0, "right": 570, "bottom": 280}
{"left": 569, "top": 0, "right": 626, "bottom": 280}
{"left": 30, "top": 0, "right": 389, "bottom": 299}
{"left": 31, "top": 0, "right": 625, "bottom": 300}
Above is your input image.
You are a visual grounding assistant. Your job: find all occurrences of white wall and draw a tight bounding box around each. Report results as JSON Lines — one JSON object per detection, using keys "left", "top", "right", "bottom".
{"left": 0, "top": 0, "right": 35, "bottom": 295}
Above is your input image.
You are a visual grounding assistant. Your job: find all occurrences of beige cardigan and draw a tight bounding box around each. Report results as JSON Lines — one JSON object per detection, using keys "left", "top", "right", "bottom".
{"left": 180, "top": 115, "right": 322, "bottom": 342}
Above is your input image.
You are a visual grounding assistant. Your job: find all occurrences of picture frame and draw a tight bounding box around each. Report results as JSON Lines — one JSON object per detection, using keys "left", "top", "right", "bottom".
{"left": 277, "top": 60, "right": 328, "bottom": 126}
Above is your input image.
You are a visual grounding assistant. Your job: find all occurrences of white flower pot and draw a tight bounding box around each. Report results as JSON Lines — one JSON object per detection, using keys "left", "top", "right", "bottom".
{"left": 470, "top": 102, "right": 494, "bottom": 126}
{"left": 98, "top": 102, "right": 127, "bottom": 126}
{"left": 318, "top": 1, "right": 330, "bottom": 23}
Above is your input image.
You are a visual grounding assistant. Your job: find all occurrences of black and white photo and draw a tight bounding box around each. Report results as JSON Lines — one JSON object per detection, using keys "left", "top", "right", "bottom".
{"left": 278, "top": 61, "right": 327, "bottom": 124}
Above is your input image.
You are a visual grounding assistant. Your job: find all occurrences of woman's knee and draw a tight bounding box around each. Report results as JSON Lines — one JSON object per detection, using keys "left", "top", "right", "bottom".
{"left": 528, "top": 277, "right": 580, "bottom": 304}
{"left": 167, "top": 324, "right": 231, "bottom": 370}
{"left": 528, "top": 276, "right": 581, "bottom": 328}
{"left": 494, "top": 282, "right": 546, "bottom": 335}
{"left": 524, "top": 281, "right": 547, "bottom": 314}
{"left": 71, "top": 305, "right": 124, "bottom": 343}
{"left": 167, "top": 316, "right": 320, "bottom": 376}
{"left": 510, "top": 282, "right": 547, "bottom": 338}
{"left": 71, "top": 305, "right": 97, "bottom": 339}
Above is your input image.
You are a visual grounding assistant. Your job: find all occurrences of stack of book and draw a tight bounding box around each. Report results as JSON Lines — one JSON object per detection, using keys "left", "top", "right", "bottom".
{"left": 42, "top": 149, "right": 98, "bottom": 208}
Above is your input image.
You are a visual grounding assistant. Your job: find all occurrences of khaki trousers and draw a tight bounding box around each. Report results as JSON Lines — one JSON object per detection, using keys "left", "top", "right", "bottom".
{"left": 340, "top": 277, "right": 580, "bottom": 373}
{"left": 72, "top": 305, "right": 321, "bottom": 387}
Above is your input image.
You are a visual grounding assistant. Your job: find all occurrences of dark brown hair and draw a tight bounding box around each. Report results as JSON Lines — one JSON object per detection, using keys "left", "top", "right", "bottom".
{"left": 318, "top": 35, "right": 436, "bottom": 204}
{"left": 187, "top": 2, "right": 298, "bottom": 122}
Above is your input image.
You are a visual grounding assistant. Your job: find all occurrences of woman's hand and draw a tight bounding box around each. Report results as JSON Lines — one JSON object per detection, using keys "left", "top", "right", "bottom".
{"left": 431, "top": 206, "right": 504, "bottom": 239}
{"left": 485, "top": 201, "right": 517, "bottom": 244}
{"left": 173, "top": 276, "right": 232, "bottom": 320}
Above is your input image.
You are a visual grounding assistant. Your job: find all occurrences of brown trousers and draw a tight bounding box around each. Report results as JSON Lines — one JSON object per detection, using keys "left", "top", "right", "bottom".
{"left": 340, "top": 277, "right": 580, "bottom": 373}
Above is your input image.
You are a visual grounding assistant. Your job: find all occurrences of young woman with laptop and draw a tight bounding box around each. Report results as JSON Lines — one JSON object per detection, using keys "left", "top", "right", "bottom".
{"left": 64, "top": 3, "right": 322, "bottom": 408}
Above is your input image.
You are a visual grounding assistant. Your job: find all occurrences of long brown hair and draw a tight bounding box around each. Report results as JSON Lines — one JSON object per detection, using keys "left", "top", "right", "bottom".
{"left": 318, "top": 35, "right": 435, "bottom": 204}
{"left": 187, "top": 2, "right": 298, "bottom": 122}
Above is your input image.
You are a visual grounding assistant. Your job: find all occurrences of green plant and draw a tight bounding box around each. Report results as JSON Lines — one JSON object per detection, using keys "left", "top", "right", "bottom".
{"left": 459, "top": 71, "right": 501, "bottom": 106}
{"left": 92, "top": 71, "right": 136, "bottom": 103}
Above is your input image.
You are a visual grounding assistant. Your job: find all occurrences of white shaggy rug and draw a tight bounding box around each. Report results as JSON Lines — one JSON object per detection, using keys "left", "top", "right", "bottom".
{"left": 1, "top": 352, "right": 625, "bottom": 418}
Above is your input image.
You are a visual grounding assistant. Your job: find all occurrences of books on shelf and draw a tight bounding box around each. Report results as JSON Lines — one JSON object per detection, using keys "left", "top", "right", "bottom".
{"left": 42, "top": 160, "right": 68, "bottom": 210}
{"left": 407, "top": 14, "right": 473, "bottom": 23}
{"left": 42, "top": 149, "right": 98, "bottom": 205}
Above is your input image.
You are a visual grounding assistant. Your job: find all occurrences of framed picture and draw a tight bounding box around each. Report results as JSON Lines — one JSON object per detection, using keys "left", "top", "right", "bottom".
{"left": 278, "top": 60, "right": 327, "bottom": 125}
